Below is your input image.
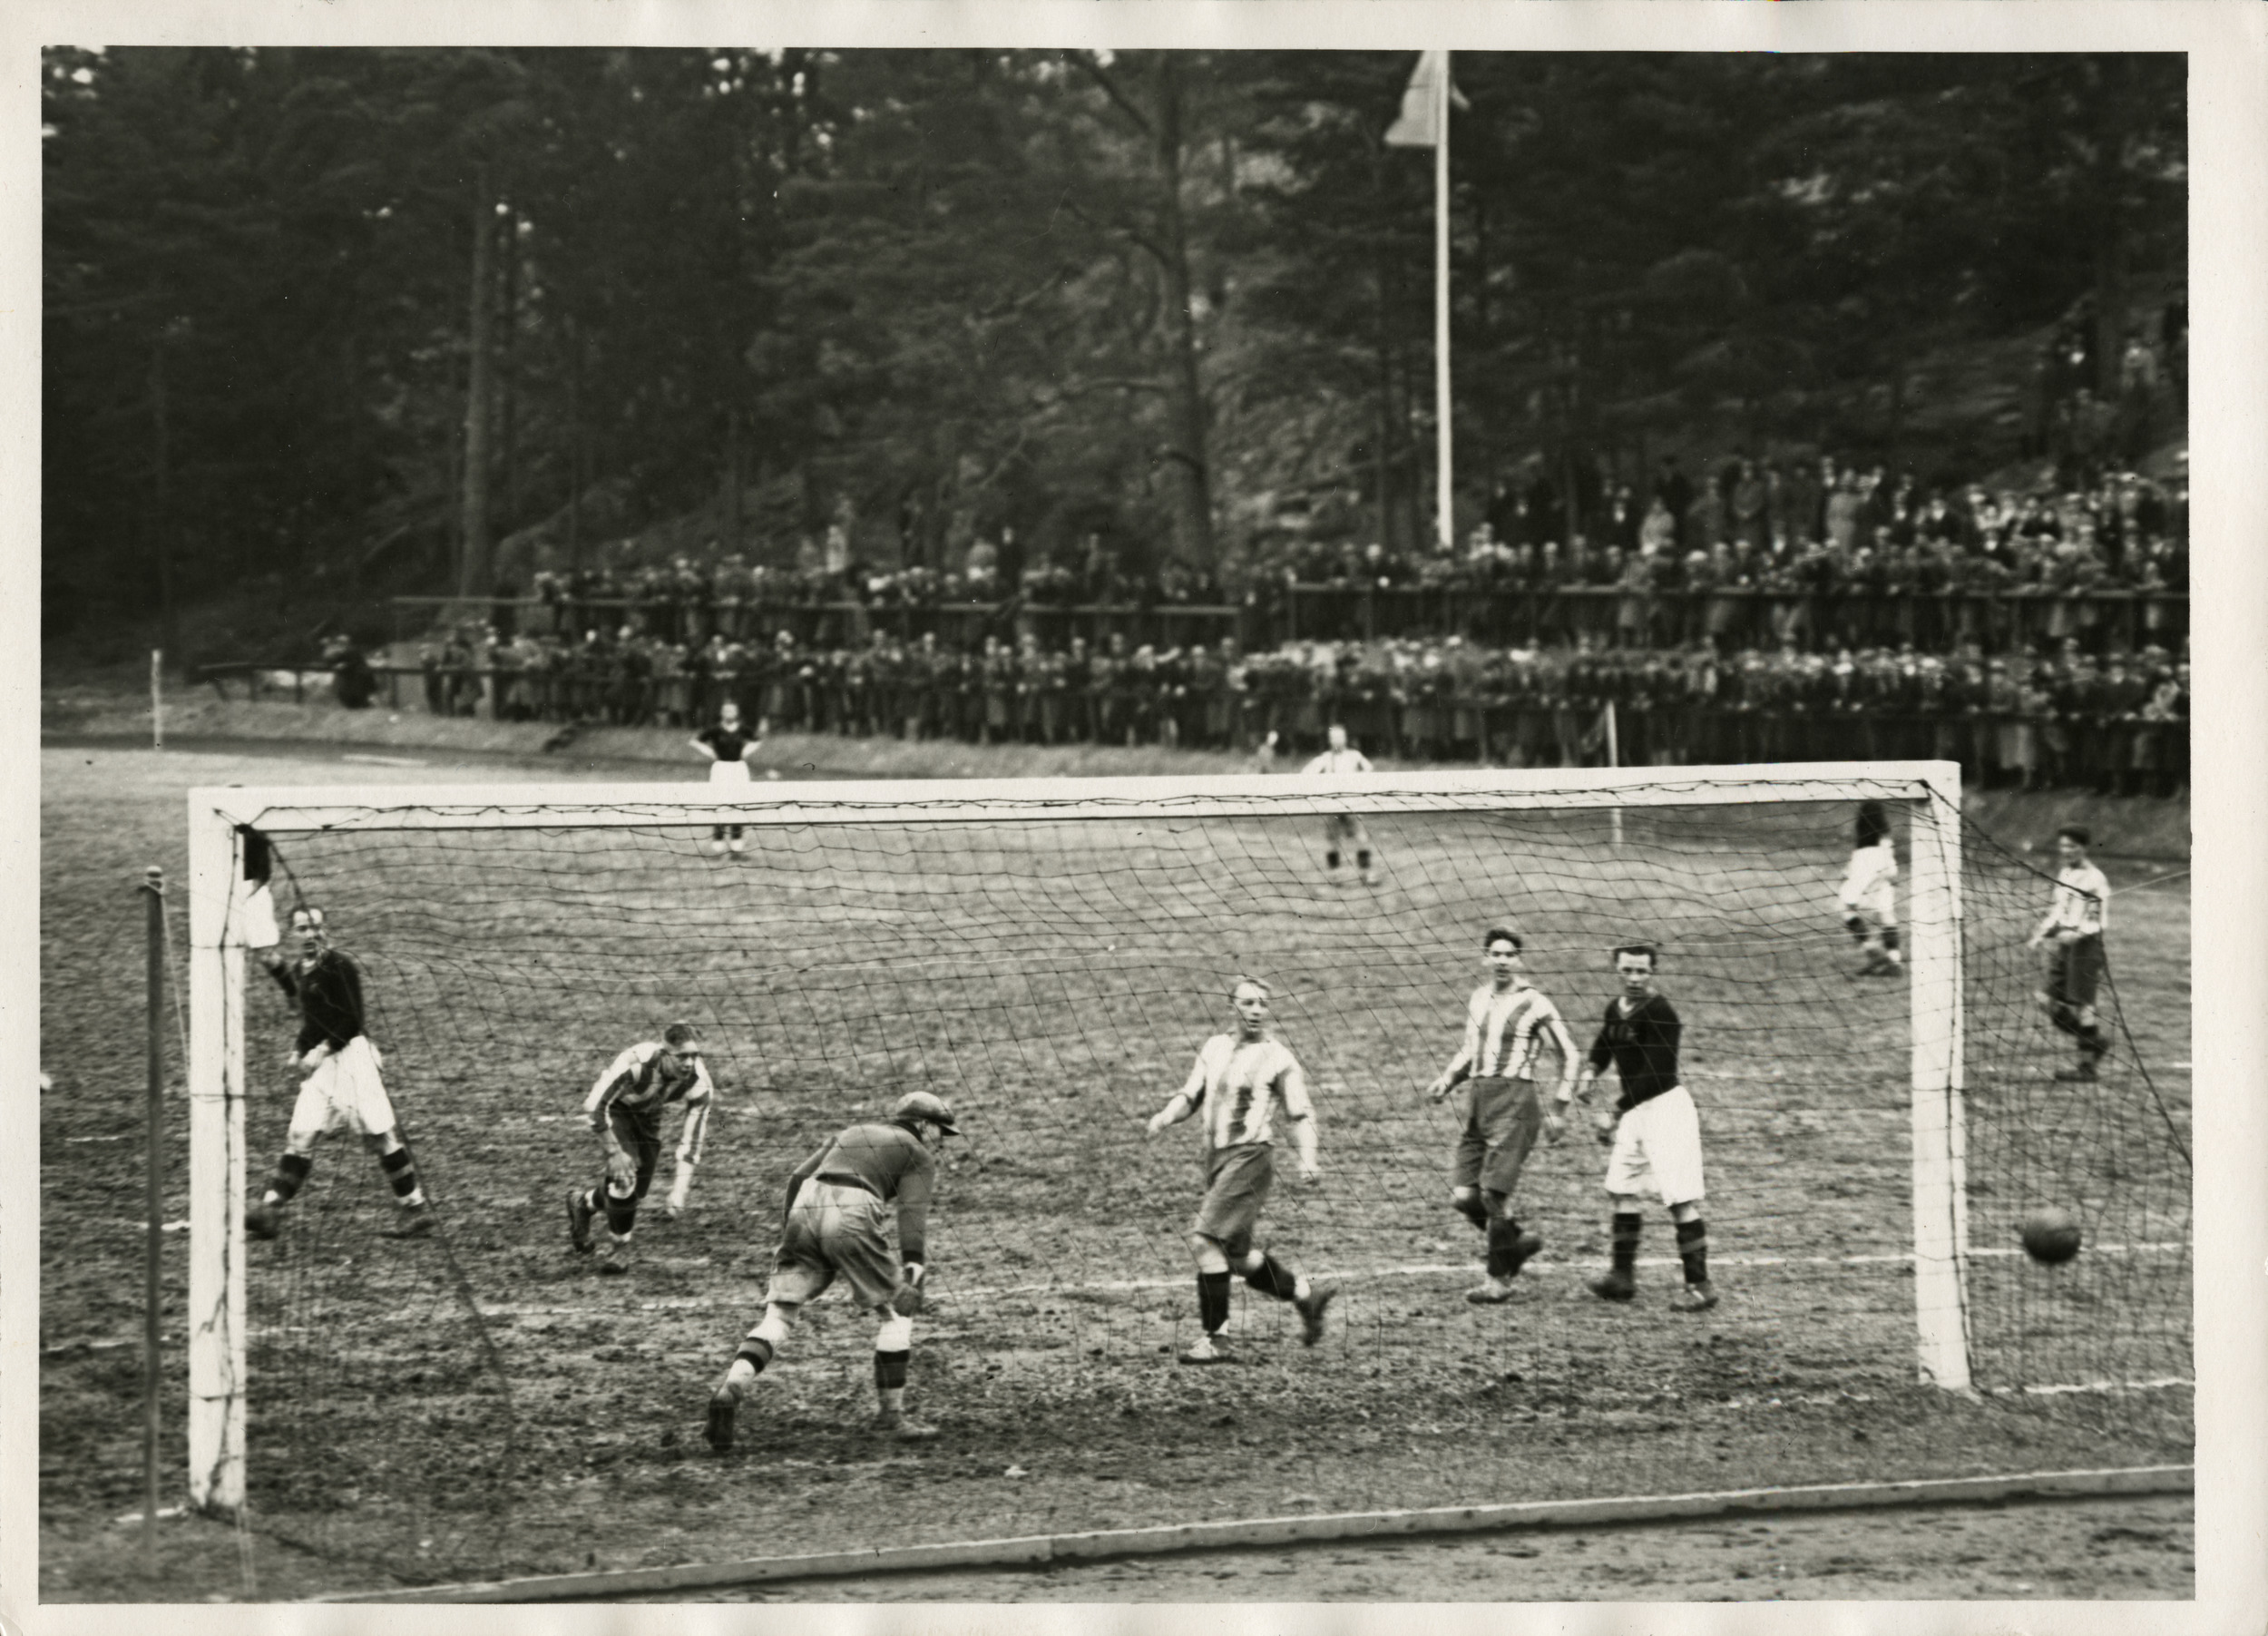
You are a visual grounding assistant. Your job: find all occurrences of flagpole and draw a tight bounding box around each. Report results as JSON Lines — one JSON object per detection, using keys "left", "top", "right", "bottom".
{"left": 1434, "top": 50, "right": 1453, "bottom": 553}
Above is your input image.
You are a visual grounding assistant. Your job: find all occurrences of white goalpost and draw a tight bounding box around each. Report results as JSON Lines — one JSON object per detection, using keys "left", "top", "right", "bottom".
{"left": 183, "top": 760, "right": 1978, "bottom": 1520}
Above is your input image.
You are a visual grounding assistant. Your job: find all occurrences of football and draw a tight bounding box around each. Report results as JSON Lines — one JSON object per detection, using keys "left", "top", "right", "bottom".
{"left": 2020, "top": 1208, "right": 2083, "bottom": 1265}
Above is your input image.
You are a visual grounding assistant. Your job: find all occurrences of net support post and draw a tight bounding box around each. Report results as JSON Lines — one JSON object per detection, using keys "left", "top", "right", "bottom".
{"left": 1907, "top": 766, "right": 1971, "bottom": 1392}
{"left": 186, "top": 796, "right": 248, "bottom": 1514}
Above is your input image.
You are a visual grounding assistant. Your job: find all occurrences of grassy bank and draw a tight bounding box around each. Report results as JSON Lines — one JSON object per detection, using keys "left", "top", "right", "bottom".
{"left": 44, "top": 681, "right": 2190, "bottom": 858}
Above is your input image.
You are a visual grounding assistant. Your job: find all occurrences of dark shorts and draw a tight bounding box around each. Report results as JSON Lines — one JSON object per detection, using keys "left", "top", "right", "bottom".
{"left": 2047, "top": 934, "right": 2106, "bottom": 1009}
{"left": 1452, "top": 1076, "right": 1543, "bottom": 1195}
{"left": 607, "top": 1106, "right": 663, "bottom": 1200}
{"left": 1192, "top": 1143, "right": 1275, "bottom": 1259}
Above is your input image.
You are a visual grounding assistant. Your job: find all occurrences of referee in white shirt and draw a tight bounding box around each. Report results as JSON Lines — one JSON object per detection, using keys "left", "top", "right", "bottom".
{"left": 2027, "top": 824, "right": 2113, "bottom": 1083}
{"left": 1303, "top": 723, "right": 1379, "bottom": 885}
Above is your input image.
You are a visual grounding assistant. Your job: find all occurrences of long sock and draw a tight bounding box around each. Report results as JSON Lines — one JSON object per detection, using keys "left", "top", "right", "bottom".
{"left": 874, "top": 1349, "right": 910, "bottom": 1392}
{"left": 732, "top": 1336, "right": 776, "bottom": 1376}
{"left": 2048, "top": 1005, "right": 2080, "bottom": 1038}
{"left": 1843, "top": 913, "right": 1866, "bottom": 943}
{"left": 265, "top": 1151, "right": 313, "bottom": 1205}
{"left": 2077, "top": 1024, "right": 2106, "bottom": 1059}
{"left": 1356, "top": 849, "right": 1373, "bottom": 870}
{"left": 1675, "top": 1218, "right": 1709, "bottom": 1286}
{"left": 601, "top": 1185, "right": 639, "bottom": 1237}
{"left": 1485, "top": 1218, "right": 1526, "bottom": 1278}
{"left": 1882, "top": 927, "right": 1901, "bottom": 955}
{"left": 378, "top": 1145, "right": 425, "bottom": 1208}
{"left": 1242, "top": 1254, "right": 1299, "bottom": 1301}
{"left": 1452, "top": 1192, "right": 1489, "bottom": 1231}
{"left": 1198, "top": 1270, "right": 1231, "bottom": 1334}
{"left": 1610, "top": 1211, "right": 1642, "bottom": 1278}
{"left": 1325, "top": 851, "right": 1341, "bottom": 871}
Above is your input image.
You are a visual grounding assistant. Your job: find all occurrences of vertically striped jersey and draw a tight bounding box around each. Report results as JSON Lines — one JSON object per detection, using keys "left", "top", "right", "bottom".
{"left": 2048, "top": 862, "right": 2111, "bottom": 936}
{"left": 1463, "top": 982, "right": 1566, "bottom": 1081}
{"left": 584, "top": 1042, "right": 714, "bottom": 1124}
{"left": 1187, "top": 1034, "right": 1312, "bottom": 1150}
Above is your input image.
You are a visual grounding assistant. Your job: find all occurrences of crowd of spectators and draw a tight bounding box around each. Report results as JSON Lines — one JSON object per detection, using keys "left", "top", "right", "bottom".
{"left": 399, "top": 624, "right": 2187, "bottom": 797}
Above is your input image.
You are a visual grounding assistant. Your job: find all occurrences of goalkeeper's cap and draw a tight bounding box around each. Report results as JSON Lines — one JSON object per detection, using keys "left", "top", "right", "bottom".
{"left": 891, "top": 1091, "right": 962, "bottom": 1136}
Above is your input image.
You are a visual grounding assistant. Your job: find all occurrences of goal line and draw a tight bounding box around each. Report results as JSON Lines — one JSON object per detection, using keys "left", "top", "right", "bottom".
{"left": 329, "top": 1462, "right": 2195, "bottom": 1604}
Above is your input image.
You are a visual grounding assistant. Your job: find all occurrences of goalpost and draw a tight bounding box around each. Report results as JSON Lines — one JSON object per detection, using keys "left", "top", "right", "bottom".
{"left": 181, "top": 760, "right": 2185, "bottom": 1578}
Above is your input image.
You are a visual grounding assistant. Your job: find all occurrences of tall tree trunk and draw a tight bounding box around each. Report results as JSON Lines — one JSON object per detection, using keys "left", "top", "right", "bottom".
{"left": 1149, "top": 56, "right": 1214, "bottom": 573}
{"left": 497, "top": 208, "right": 520, "bottom": 554}
{"left": 458, "top": 172, "right": 496, "bottom": 600}
{"left": 721, "top": 407, "right": 744, "bottom": 553}
{"left": 566, "top": 316, "right": 582, "bottom": 574}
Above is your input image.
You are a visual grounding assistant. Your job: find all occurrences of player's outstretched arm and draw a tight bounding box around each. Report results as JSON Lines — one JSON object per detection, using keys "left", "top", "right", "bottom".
{"left": 667, "top": 1075, "right": 714, "bottom": 1216}
{"left": 1428, "top": 1036, "right": 1475, "bottom": 1102}
{"left": 1149, "top": 1057, "right": 1206, "bottom": 1134}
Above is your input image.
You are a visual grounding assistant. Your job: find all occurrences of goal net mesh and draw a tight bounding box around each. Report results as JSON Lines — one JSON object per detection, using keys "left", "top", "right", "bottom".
{"left": 222, "top": 781, "right": 2191, "bottom": 1584}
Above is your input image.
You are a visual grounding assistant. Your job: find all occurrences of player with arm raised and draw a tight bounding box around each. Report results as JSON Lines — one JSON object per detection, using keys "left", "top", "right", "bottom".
{"left": 1146, "top": 979, "right": 1337, "bottom": 1363}
{"left": 244, "top": 906, "right": 432, "bottom": 1240}
{"left": 1425, "top": 927, "right": 1582, "bottom": 1305}
{"left": 1838, "top": 799, "right": 1903, "bottom": 976}
{"left": 2027, "top": 824, "right": 2113, "bottom": 1082}
{"left": 565, "top": 1023, "right": 714, "bottom": 1274}
{"left": 1574, "top": 942, "right": 1717, "bottom": 1313}
{"left": 690, "top": 699, "right": 760, "bottom": 856}
{"left": 704, "top": 1092, "right": 962, "bottom": 1449}
{"left": 1303, "top": 723, "right": 1380, "bottom": 886}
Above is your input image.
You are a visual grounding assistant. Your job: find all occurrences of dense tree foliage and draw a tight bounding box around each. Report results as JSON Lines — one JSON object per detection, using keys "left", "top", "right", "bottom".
{"left": 43, "top": 48, "right": 2183, "bottom": 643}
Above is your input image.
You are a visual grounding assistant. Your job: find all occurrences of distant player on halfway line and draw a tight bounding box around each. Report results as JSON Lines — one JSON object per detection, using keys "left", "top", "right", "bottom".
{"left": 1575, "top": 942, "right": 1716, "bottom": 1312}
{"left": 690, "top": 699, "right": 761, "bottom": 857}
{"left": 245, "top": 906, "right": 433, "bottom": 1240}
{"left": 1146, "top": 978, "right": 1337, "bottom": 1363}
{"left": 1833, "top": 798, "right": 1905, "bottom": 975}
{"left": 704, "top": 1091, "right": 963, "bottom": 1449}
{"left": 2027, "top": 823, "right": 2113, "bottom": 1083}
{"left": 1426, "top": 926, "right": 1581, "bottom": 1305}
{"left": 1837, "top": 799, "right": 1902, "bottom": 976}
{"left": 1303, "top": 722, "right": 1379, "bottom": 885}
{"left": 566, "top": 1022, "right": 716, "bottom": 1274}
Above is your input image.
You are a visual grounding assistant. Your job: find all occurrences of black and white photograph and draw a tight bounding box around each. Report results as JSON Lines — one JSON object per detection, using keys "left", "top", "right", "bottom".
{"left": 15, "top": 2, "right": 2264, "bottom": 1627}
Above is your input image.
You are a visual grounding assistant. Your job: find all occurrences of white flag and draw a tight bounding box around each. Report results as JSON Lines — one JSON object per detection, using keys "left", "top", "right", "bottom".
{"left": 1383, "top": 50, "right": 1469, "bottom": 149}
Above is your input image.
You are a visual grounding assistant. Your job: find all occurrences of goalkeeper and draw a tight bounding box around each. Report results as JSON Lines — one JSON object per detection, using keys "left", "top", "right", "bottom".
{"left": 565, "top": 1022, "right": 715, "bottom": 1275}
{"left": 706, "top": 1092, "right": 962, "bottom": 1449}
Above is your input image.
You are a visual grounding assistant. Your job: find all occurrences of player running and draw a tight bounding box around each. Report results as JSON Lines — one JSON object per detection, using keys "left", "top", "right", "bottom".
{"left": 1146, "top": 979, "right": 1336, "bottom": 1363}
{"left": 1837, "top": 799, "right": 1903, "bottom": 976}
{"left": 1575, "top": 943, "right": 1717, "bottom": 1313}
{"left": 704, "top": 1092, "right": 963, "bottom": 1448}
{"left": 1426, "top": 927, "right": 1581, "bottom": 1304}
{"left": 690, "top": 699, "right": 760, "bottom": 856}
{"left": 244, "top": 906, "right": 432, "bottom": 1240}
{"left": 2027, "top": 824, "right": 2113, "bottom": 1082}
{"left": 1303, "top": 723, "right": 1379, "bottom": 885}
{"left": 565, "top": 1023, "right": 716, "bottom": 1274}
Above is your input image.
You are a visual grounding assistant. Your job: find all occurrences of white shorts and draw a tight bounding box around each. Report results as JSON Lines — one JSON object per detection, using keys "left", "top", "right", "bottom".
{"left": 1603, "top": 1086, "right": 1706, "bottom": 1207}
{"left": 288, "top": 1036, "right": 398, "bottom": 1146}
{"left": 708, "top": 758, "right": 753, "bottom": 786}
{"left": 232, "top": 880, "right": 281, "bottom": 952}
{"left": 1837, "top": 848, "right": 1898, "bottom": 925}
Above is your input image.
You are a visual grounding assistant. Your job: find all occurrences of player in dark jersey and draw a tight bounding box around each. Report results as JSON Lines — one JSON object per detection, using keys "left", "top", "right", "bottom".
{"left": 244, "top": 906, "right": 432, "bottom": 1240}
{"left": 1573, "top": 943, "right": 1716, "bottom": 1312}
{"left": 690, "top": 699, "right": 760, "bottom": 856}
{"left": 564, "top": 1023, "right": 715, "bottom": 1274}
{"left": 705, "top": 1092, "right": 963, "bottom": 1448}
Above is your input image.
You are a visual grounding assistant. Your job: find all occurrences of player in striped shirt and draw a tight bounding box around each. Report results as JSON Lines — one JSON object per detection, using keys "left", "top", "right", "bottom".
{"left": 2027, "top": 824, "right": 2113, "bottom": 1082}
{"left": 1146, "top": 979, "right": 1337, "bottom": 1363}
{"left": 1426, "top": 927, "right": 1581, "bottom": 1304}
{"left": 1303, "top": 723, "right": 1380, "bottom": 885}
{"left": 565, "top": 1023, "right": 715, "bottom": 1274}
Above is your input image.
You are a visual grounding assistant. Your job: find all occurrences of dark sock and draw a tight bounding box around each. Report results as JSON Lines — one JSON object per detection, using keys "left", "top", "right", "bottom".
{"left": 378, "top": 1145, "right": 421, "bottom": 1200}
{"left": 2048, "top": 1005, "right": 2080, "bottom": 1037}
{"left": 601, "top": 1188, "right": 638, "bottom": 1237}
{"left": 1325, "top": 851, "right": 1341, "bottom": 870}
{"left": 1484, "top": 1218, "right": 1526, "bottom": 1277}
{"left": 1882, "top": 927, "right": 1901, "bottom": 953}
{"left": 1676, "top": 1218, "right": 1709, "bottom": 1285}
{"left": 874, "top": 1349, "right": 910, "bottom": 1390}
{"left": 1843, "top": 914, "right": 1865, "bottom": 942}
{"left": 734, "top": 1337, "right": 775, "bottom": 1374}
{"left": 2078, "top": 1024, "right": 2106, "bottom": 1059}
{"left": 1198, "top": 1270, "right": 1232, "bottom": 1334}
{"left": 1356, "top": 849, "right": 1372, "bottom": 870}
{"left": 1452, "top": 1193, "right": 1489, "bottom": 1231}
{"left": 1610, "top": 1211, "right": 1642, "bottom": 1277}
{"left": 1242, "top": 1254, "right": 1298, "bottom": 1301}
{"left": 269, "top": 1152, "right": 312, "bottom": 1203}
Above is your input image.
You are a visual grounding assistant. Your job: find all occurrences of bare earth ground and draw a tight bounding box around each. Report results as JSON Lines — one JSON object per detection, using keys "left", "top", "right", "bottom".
{"left": 38, "top": 740, "right": 2193, "bottom": 1602}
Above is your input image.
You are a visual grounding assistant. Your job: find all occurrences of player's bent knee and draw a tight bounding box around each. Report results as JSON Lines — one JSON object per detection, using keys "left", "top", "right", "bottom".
{"left": 874, "top": 1313, "right": 914, "bottom": 1352}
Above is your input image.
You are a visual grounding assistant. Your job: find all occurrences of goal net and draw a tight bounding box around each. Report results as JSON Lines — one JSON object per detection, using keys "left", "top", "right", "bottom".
{"left": 183, "top": 765, "right": 2191, "bottom": 1587}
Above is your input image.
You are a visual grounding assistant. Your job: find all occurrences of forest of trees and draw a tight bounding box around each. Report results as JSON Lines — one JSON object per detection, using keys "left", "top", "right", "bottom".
{"left": 42, "top": 48, "right": 2184, "bottom": 655}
